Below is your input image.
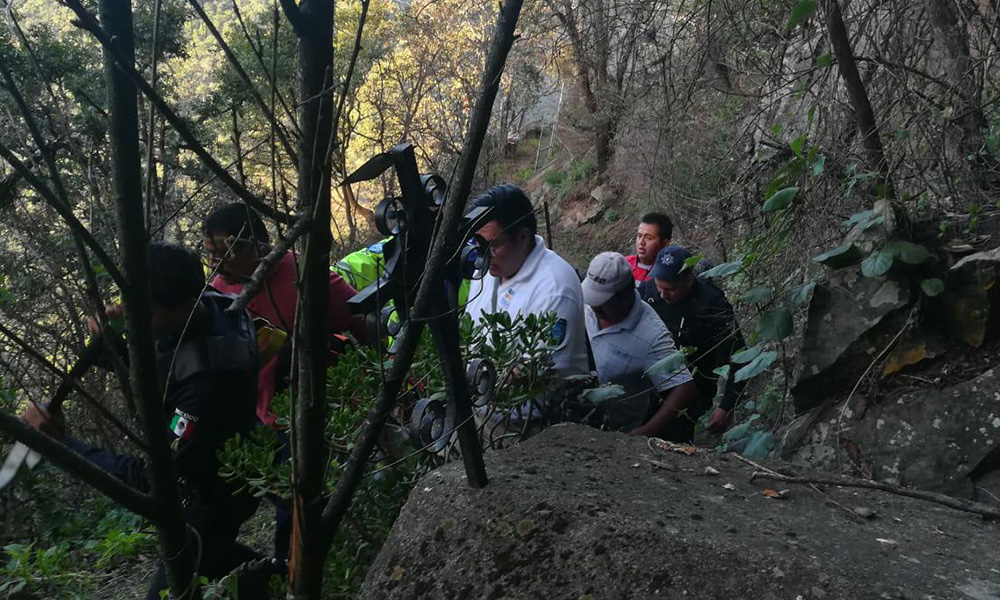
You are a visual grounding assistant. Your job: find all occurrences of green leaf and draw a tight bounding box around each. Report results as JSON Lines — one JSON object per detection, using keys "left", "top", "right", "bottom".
{"left": 790, "top": 281, "right": 816, "bottom": 306}
{"left": 723, "top": 421, "right": 752, "bottom": 442}
{"left": 742, "top": 286, "right": 772, "bottom": 304}
{"left": 681, "top": 254, "right": 704, "bottom": 274}
{"left": 843, "top": 210, "right": 875, "bottom": 227}
{"left": 644, "top": 351, "right": 687, "bottom": 377}
{"left": 861, "top": 250, "right": 894, "bottom": 278}
{"left": 713, "top": 365, "right": 731, "bottom": 379}
{"left": 921, "top": 278, "right": 945, "bottom": 297}
{"left": 701, "top": 260, "right": 743, "bottom": 278}
{"left": 790, "top": 135, "right": 806, "bottom": 158}
{"left": 817, "top": 53, "right": 833, "bottom": 68}
{"left": 743, "top": 431, "right": 775, "bottom": 459}
{"left": 731, "top": 344, "right": 763, "bottom": 364}
{"left": 811, "top": 154, "right": 826, "bottom": 176}
{"left": 734, "top": 350, "right": 778, "bottom": 382}
{"left": 859, "top": 215, "right": 886, "bottom": 233}
{"left": 758, "top": 307, "right": 793, "bottom": 342}
{"left": 763, "top": 186, "right": 799, "bottom": 212}
{"left": 580, "top": 385, "right": 626, "bottom": 403}
{"left": 722, "top": 414, "right": 759, "bottom": 442}
{"left": 885, "top": 240, "right": 931, "bottom": 265}
{"left": 813, "top": 243, "right": 863, "bottom": 268}
{"left": 786, "top": 0, "right": 818, "bottom": 31}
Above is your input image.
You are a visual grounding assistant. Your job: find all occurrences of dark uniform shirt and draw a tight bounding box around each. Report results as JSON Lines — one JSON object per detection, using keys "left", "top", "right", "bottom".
{"left": 65, "top": 292, "right": 258, "bottom": 513}
{"left": 638, "top": 277, "right": 745, "bottom": 416}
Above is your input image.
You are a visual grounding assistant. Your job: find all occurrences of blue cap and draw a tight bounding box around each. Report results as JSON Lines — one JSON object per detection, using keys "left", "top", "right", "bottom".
{"left": 650, "top": 246, "right": 693, "bottom": 282}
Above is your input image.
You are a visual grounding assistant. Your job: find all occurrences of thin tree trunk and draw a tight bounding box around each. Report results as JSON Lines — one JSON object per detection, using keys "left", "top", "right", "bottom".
{"left": 286, "top": 0, "right": 334, "bottom": 597}
{"left": 318, "top": 0, "right": 524, "bottom": 559}
{"left": 99, "top": 1, "right": 197, "bottom": 597}
{"left": 927, "top": 0, "right": 985, "bottom": 165}
{"left": 823, "top": 0, "right": 894, "bottom": 198}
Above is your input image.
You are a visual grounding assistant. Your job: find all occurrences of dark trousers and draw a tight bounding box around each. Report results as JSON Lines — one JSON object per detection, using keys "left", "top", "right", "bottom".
{"left": 145, "top": 500, "right": 265, "bottom": 600}
{"left": 271, "top": 430, "right": 293, "bottom": 567}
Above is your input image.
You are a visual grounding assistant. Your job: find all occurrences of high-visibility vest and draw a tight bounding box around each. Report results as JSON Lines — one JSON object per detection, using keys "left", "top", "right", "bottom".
{"left": 332, "top": 238, "right": 471, "bottom": 308}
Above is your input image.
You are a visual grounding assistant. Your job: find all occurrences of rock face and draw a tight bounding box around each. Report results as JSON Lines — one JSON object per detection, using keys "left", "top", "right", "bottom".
{"left": 359, "top": 425, "right": 1000, "bottom": 600}
{"left": 941, "top": 246, "right": 1000, "bottom": 347}
{"left": 792, "top": 273, "right": 911, "bottom": 412}
{"left": 783, "top": 367, "right": 1000, "bottom": 498}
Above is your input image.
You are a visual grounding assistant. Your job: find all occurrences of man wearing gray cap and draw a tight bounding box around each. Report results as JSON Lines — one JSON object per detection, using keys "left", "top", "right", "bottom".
{"left": 582, "top": 252, "right": 697, "bottom": 440}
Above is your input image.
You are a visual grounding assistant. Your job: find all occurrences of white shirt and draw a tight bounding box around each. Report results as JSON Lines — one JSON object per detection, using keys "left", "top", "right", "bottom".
{"left": 585, "top": 291, "right": 693, "bottom": 392}
{"left": 466, "top": 235, "right": 589, "bottom": 376}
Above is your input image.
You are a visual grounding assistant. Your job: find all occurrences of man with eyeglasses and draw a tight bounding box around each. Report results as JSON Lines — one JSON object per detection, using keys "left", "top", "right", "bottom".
{"left": 202, "top": 203, "right": 365, "bottom": 568}
{"left": 582, "top": 252, "right": 696, "bottom": 440}
{"left": 203, "top": 203, "right": 366, "bottom": 427}
{"left": 464, "top": 184, "right": 589, "bottom": 378}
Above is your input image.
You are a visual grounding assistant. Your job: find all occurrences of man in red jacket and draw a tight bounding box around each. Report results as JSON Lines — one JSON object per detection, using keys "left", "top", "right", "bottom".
{"left": 203, "top": 203, "right": 367, "bottom": 569}
{"left": 202, "top": 203, "right": 366, "bottom": 427}
{"left": 626, "top": 212, "right": 673, "bottom": 283}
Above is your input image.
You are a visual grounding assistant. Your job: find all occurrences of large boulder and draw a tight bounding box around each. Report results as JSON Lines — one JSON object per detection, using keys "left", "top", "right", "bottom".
{"left": 359, "top": 424, "right": 999, "bottom": 600}
{"left": 792, "top": 272, "right": 911, "bottom": 412}
{"left": 941, "top": 246, "right": 1000, "bottom": 347}
{"left": 782, "top": 366, "right": 1000, "bottom": 498}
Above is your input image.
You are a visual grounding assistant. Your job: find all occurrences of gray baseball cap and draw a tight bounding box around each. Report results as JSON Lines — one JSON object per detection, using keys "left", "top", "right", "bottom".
{"left": 582, "top": 252, "right": 634, "bottom": 306}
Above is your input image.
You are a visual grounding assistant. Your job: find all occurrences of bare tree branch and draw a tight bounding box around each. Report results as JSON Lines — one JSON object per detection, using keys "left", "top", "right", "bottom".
{"left": 187, "top": 0, "right": 300, "bottom": 165}
{"left": 231, "top": 0, "right": 302, "bottom": 138}
{"left": 0, "top": 141, "right": 126, "bottom": 289}
{"left": 750, "top": 470, "right": 1000, "bottom": 520}
{"left": 59, "top": 0, "right": 296, "bottom": 225}
{"left": 278, "top": 0, "right": 310, "bottom": 39}
{"left": 0, "top": 413, "right": 157, "bottom": 520}
{"left": 228, "top": 214, "right": 312, "bottom": 314}
{"left": 0, "top": 321, "right": 147, "bottom": 452}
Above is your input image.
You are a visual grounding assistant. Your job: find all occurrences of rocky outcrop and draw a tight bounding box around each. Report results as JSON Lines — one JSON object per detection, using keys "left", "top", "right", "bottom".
{"left": 785, "top": 244, "right": 1000, "bottom": 497}
{"left": 359, "top": 425, "right": 1000, "bottom": 600}
{"left": 791, "top": 272, "right": 911, "bottom": 412}
{"left": 941, "top": 246, "right": 1000, "bottom": 347}
{"left": 782, "top": 367, "right": 1000, "bottom": 498}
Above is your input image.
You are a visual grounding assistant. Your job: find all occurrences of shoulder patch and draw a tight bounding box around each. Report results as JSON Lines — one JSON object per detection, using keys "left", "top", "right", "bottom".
{"left": 170, "top": 408, "right": 198, "bottom": 441}
{"left": 551, "top": 318, "right": 567, "bottom": 345}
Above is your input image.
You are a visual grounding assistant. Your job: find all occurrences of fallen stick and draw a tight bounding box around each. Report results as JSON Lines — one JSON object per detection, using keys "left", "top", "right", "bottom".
{"left": 750, "top": 470, "right": 1000, "bottom": 520}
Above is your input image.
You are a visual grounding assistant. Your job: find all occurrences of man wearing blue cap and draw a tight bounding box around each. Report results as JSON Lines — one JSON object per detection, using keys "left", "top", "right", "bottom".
{"left": 582, "top": 252, "right": 697, "bottom": 439}
{"left": 638, "top": 246, "right": 745, "bottom": 433}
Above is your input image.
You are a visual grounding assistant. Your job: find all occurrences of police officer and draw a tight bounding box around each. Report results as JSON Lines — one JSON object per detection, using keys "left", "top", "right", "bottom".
{"left": 22, "top": 242, "right": 264, "bottom": 600}
{"left": 638, "top": 246, "right": 745, "bottom": 433}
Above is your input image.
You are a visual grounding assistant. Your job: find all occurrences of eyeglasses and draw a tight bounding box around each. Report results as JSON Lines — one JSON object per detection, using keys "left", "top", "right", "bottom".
{"left": 201, "top": 235, "right": 253, "bottom": 263}
{"left": 484, "top": 234, "right": 511, "bottom": 257}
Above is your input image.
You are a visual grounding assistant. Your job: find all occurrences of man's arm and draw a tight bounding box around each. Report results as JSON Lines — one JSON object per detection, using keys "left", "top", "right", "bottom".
{"left": 328, "top": 272, "right": 368, "bottom": 344}
{"left": 63, "top": 436, "right": 151, "bottom": 492}
{"left": 25, "top": 373, "right": 228, "bottom": 493}
{"left": 631, "top": 380, "right": 696, "bottom": 437}
{"left": 531, "top": 293, "right": 586, "bottom": 375}
{"left": 704, "top": 293, "right": 746, "bottom": 432}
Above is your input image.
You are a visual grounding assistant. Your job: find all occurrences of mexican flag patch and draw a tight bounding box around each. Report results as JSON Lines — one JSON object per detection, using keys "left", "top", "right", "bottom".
{"left": 169, "top": 409, "right": 197, "bottom": 441}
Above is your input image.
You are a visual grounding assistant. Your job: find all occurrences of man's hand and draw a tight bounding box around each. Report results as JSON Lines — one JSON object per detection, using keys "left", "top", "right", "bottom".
{"left": 22, "top": 404, "right": 66, "bottom": 441}
{"left": 706, "top": 407, "right": 731, "bottom": 433}
{"left": 628, "top": 423, "right": 655, "bottom": 437}
{"left": 87, "top": 304, "right": 125, "bottom": 336}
